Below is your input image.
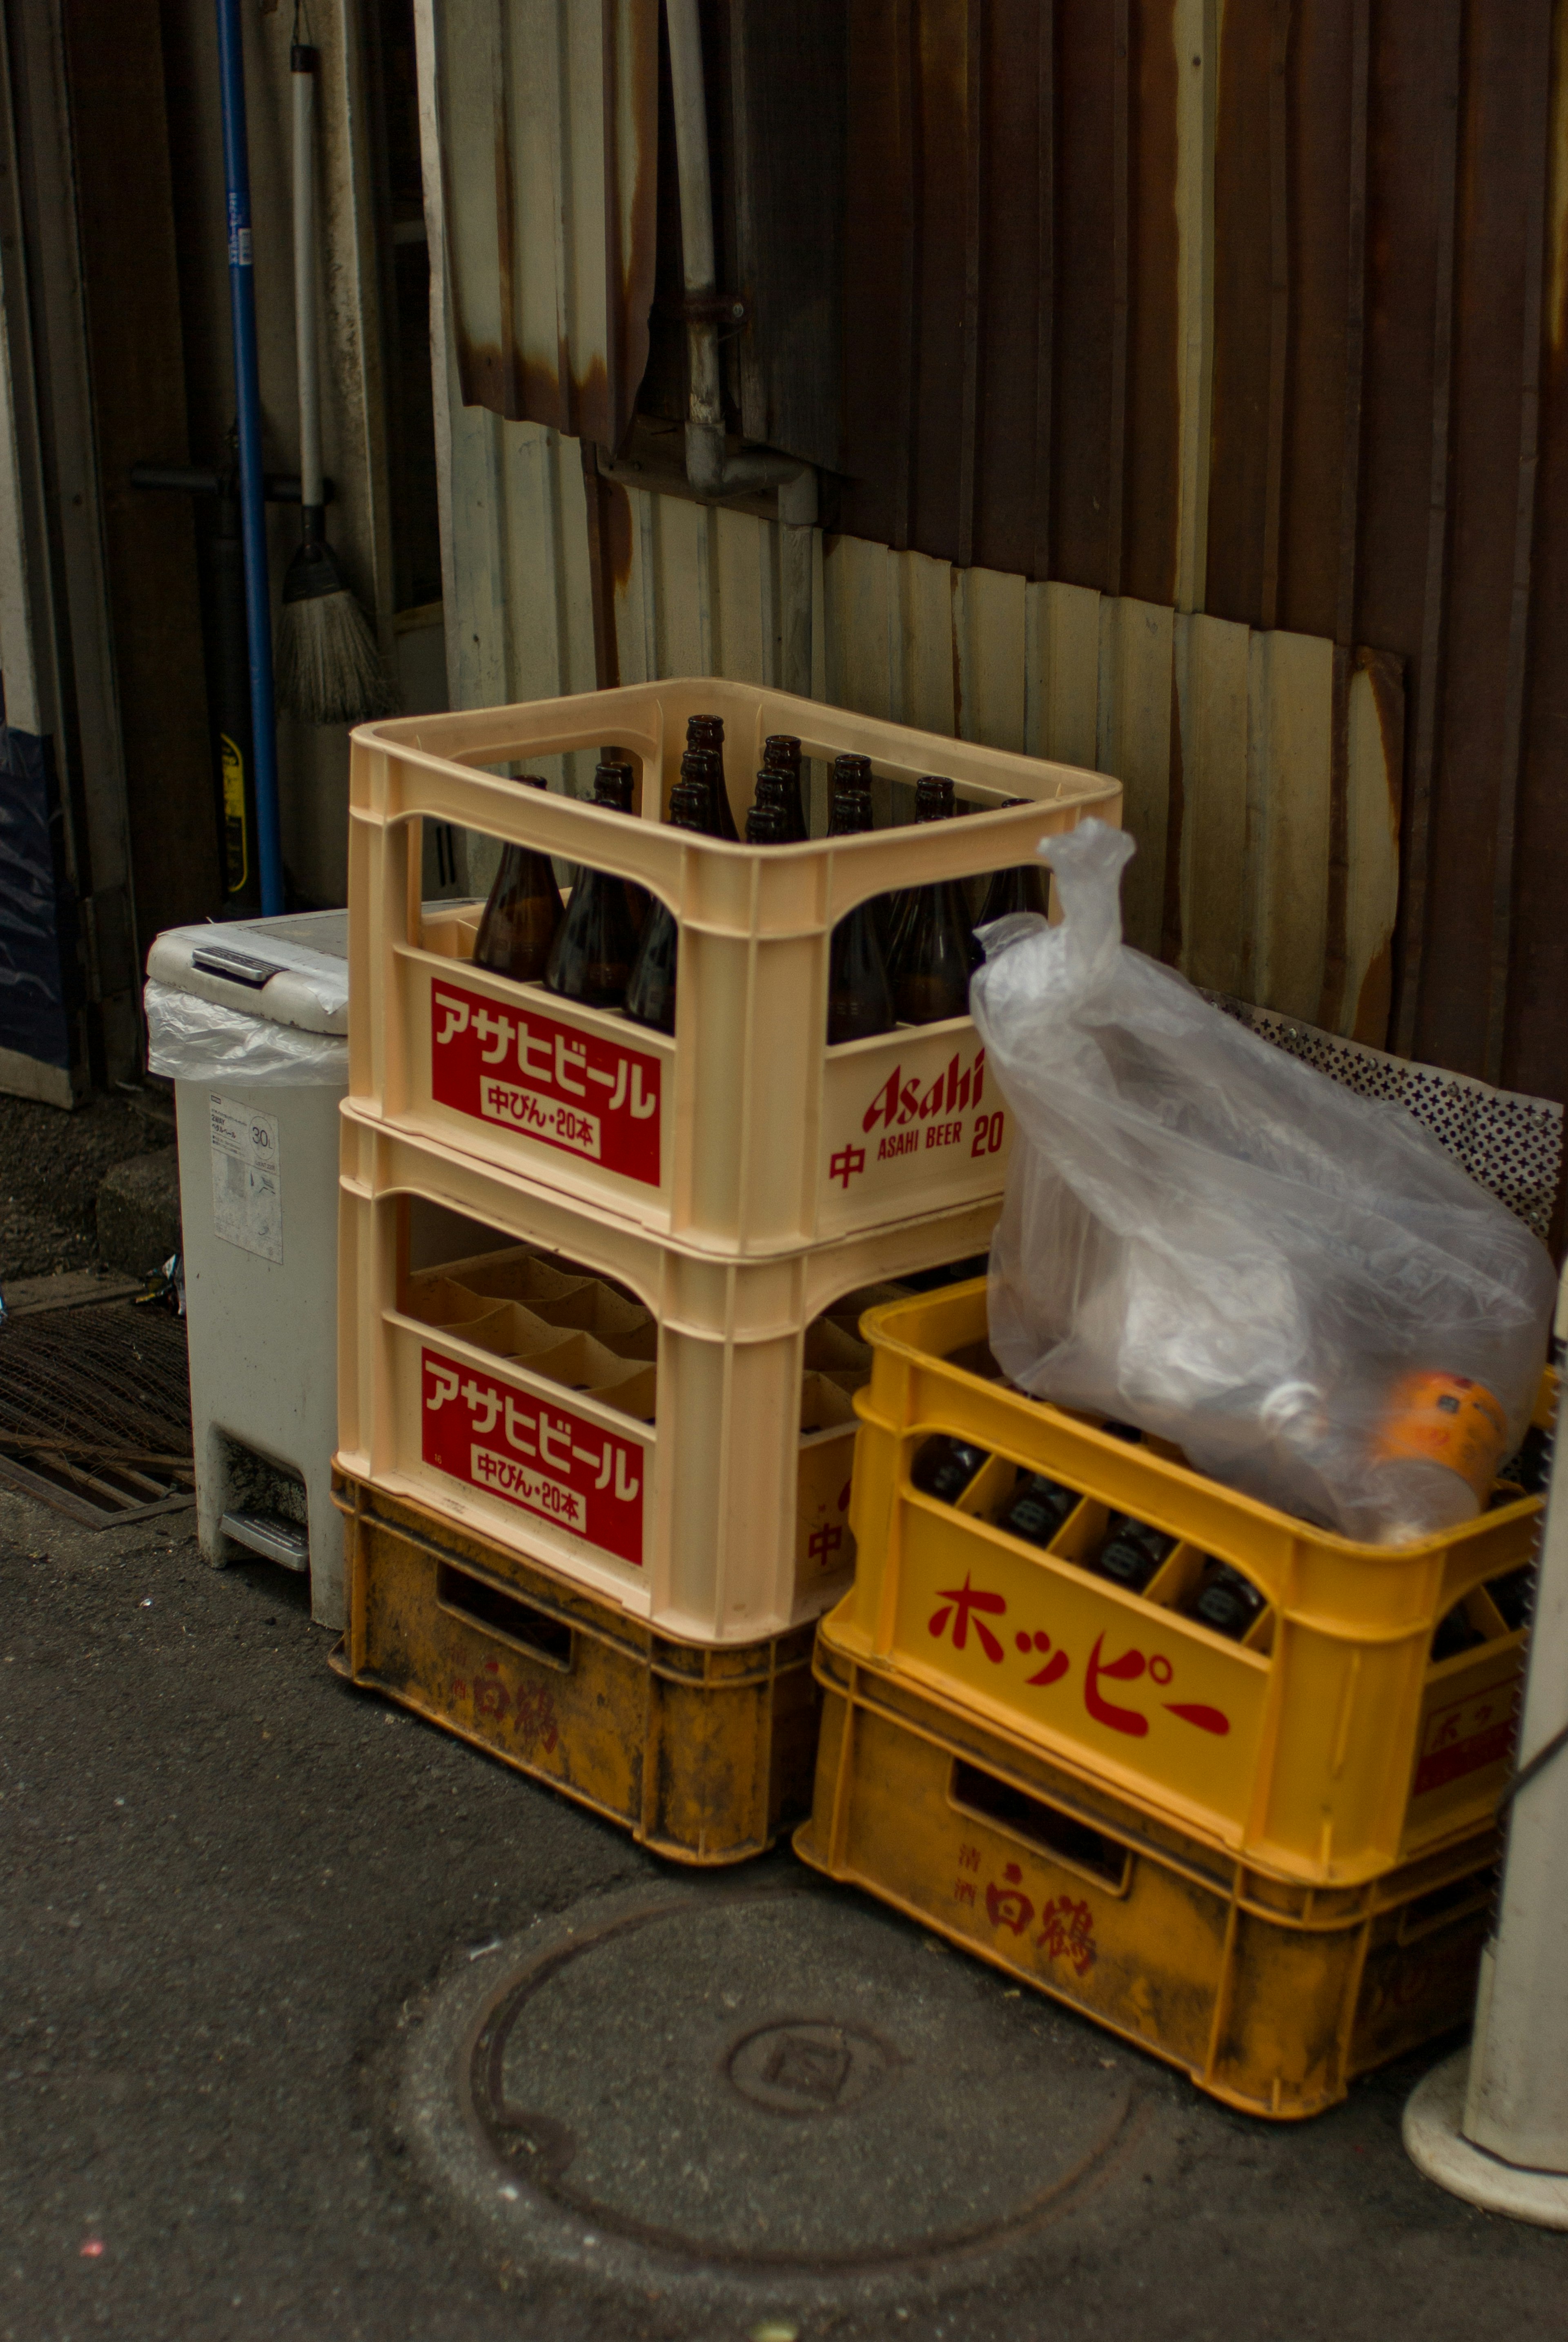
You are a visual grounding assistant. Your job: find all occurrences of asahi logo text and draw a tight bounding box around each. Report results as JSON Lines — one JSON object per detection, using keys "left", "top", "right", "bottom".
{"left": 862, "top": 1047, "right": 986, "bottom": 1134}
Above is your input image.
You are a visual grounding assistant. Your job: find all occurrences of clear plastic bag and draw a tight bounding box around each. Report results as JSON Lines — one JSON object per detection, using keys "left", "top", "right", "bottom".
{"left": 144, "top": 980, "right": 348, "bottom": 1087}
{"left": 969, "top": 819, "right": 1556, "bottom": 1545}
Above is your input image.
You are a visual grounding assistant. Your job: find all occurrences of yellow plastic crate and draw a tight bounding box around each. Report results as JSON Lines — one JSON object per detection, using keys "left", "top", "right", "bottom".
{"left": 348, "top": 679, "right": 1118, "bottom": 1258}
{"left": 832, "top": 1279, "right": 1546, "bottom": 1884}
{"left": 332, "top": 1472, "right": 819, "bottom": 1866}
{"left": 337, "top": 1104, "right": 997, "bottom": 1643}
{"left": 795, "top": 1621, "right": 1497, "bottom": 2118}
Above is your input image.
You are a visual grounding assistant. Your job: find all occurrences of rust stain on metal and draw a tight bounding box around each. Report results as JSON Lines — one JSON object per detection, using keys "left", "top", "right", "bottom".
{"left": 1549, "top": 9, "right": 1568, "bottom": 355}
{"left": 1388, "top": 0, "right": 1462, "bottom": 1062}
{"left": 1032, "top": 0, "right": 1056, "bottom": 579}
{"left": 443, "top": 0, "right": 657, "bottom": 449}
{"left": 1315, "top": 643, "right": 1352, "bottom": 1033}
{"left": 1258, "top": 0, "right": 1292, "bottom": 634}
{"left": 1105, "top": 0, "right": 1130, "bottom": 599}
{"left": 956, "top": 0, "right": 984, "bottom": 572}
{"left": 1486, "top": 2, "right": 1554, "bottom": 1085}
{"left": 1349, "top": 644, "right": 1405, "bottom": 1045}
{"left": 1159, "top": 650, "right": 1184, "bottom": 966}
{"left": 1205, "top": 0, "right": 1276, "bottom": 626}
{"left": 1122, "top": 0, "right": 1181, "bottom": 612}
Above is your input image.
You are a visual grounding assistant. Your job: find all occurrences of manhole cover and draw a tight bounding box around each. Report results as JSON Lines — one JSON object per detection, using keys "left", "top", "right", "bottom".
{"left": 407, "top": 1879, "right": 1140, "bottom": 2284}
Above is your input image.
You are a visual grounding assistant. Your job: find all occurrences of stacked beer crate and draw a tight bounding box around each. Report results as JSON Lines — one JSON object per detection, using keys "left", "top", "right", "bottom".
{"left": 795, "top": 1277, "right": 1553, "bottom": 2113}
{"left": 332, "top": 677, "right": 1119, "bottom": 1863}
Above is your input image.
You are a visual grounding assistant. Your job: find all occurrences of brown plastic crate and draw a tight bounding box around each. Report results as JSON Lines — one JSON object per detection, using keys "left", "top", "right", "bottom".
{"left": 332, "top": 1472, "right": 819, "bottom": 1866}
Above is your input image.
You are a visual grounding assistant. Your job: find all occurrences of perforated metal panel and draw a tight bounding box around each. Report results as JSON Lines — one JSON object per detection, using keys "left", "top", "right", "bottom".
{"left": 1214, "top": 998, "right": 1563, "bottom": 1244}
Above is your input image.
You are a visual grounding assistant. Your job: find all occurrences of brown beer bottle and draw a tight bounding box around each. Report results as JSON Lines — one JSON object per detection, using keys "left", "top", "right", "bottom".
{"left": 749, "top": 770, "right": 794, "bottom": 833}
{"left": 597, "top": 757, "right": 650, "bottom": 934}
{"left": 763, "top": 733, "right": 808, "bottom": 841}
{"left": 543, "top": 762, "right": 641, "bottom": 1009}
{"left": 1178, "top": 1558, "right": 1268, "bottom": 1641}
{"left": 887, "top": 776, "right": 979, "bottom": 1024}
{"left": 681, "top": 746, "right": 733, "bottom": 844}
{"left": 624, "top": 782, "right": 708, "bottom": 1033}
{"left": 829, "top": 779, "right": 875, "bottom": 837}
{"left": 746, "top": 797, "right": 786, "bottom": 844}
{"left": 826, "top": 786, "right": 894, "bottom": 1043}
{"left": 977, "top": 799, "right": 1050, "bottom": 925}
{"left": 831, "top": 755, "right": 893, "bottom": 945}
{"left": 686, "top": 715, "right": 738, "bottom": 840}
{"left": 470, "top": 774, "right": 563, "bottom": 984}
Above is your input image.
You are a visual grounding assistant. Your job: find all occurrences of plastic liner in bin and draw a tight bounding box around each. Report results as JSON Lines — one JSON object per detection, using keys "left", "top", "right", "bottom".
{"left": 144, "top": 911, "right": 351, "bottom": 1086}
{"left": 970, "top": 819, "right": 1556, "bottom": 1547}
{"left": 145, "top": 980, "right": 347, "bottom": 1086}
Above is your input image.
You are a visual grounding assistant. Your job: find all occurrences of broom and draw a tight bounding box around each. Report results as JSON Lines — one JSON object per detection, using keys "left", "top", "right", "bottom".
{"left": 274, "top": 36, "right": 395, "bottom": 727}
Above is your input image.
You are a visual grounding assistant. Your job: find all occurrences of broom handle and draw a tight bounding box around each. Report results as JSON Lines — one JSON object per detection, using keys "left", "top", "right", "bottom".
{"left": 214, "top": 0, "right": 283, "bottom": 915}
{"left": 291, "top": 45, "right": 322, "bottom": 520}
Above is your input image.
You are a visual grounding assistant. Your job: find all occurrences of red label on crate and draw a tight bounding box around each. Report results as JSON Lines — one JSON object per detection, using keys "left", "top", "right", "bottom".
{"left": 1413, "top": 1688, "right": 1516, "bottom": 1797}
{"left": 420, "top": 1346, "right": 645, "bottom": 1566}
{"left": 430, "top": 977, "right": 662, "bottom": 1187}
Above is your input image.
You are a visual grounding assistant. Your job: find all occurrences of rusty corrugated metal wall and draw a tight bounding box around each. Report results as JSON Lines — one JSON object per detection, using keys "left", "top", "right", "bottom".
{"left": 435, "top": 0, "right": 658, "bottom": 447}
{"left": 421, "top": 0, "right": 1568, "bottom": 1126}
{"left": 837, "top": 0, "right": 1568, "bottom": 1111}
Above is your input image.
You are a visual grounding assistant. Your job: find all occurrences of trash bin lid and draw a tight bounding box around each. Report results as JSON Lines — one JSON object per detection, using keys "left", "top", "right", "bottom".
{"left": 146, "top": 910, "right": 350, "bottom": 1037}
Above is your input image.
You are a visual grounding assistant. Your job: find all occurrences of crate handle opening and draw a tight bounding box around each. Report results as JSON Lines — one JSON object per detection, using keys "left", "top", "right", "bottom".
{"left": 436, "top": 1561, "right": 575, "bottom": 1671}
{"left": 1397, "top": 1868, "right": 1497, "bottom": 1946}
{"left": 949, "top": 1759, "right": 1132, "bottom": 1892}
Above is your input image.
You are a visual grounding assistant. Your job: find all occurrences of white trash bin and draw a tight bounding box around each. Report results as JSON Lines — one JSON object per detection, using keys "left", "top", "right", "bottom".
{"left": 145, "top": 912, "right": 350, "bottom": 1629}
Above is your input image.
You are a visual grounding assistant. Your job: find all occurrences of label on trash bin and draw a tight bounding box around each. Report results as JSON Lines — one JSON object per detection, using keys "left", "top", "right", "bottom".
{"left": 420, "top": 1346, "right": 645, "bottom": 1566}
{"left": 428, "top": 977, "right": 662, "bottom": 1187}
{"left": 209, "top": 1093, "right": 282, "bottom": 1263}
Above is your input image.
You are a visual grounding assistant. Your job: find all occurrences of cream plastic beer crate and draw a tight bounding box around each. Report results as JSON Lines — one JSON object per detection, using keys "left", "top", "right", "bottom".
{"left": 336, "top": 1103, "right": 999, "bottom": 1644}
{"left": 831, "top": 1279, "right": 1550, "bottom": 1886}
{"left": 347, "top": 679, "right": 1119, "bottom": 1258}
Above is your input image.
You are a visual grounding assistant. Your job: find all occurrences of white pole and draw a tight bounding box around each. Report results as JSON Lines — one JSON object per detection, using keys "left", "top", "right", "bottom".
{"left": 1404, "top": 1259, "right": 1568, "bottom": 2225}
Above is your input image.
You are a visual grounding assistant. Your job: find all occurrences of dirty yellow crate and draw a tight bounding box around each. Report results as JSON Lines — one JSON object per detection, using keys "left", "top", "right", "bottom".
{"left": 332, "top": 1472, "right": 820, "bottom": 1866}
{"left": 794, "top": 1621, "right": 1497, "bottom": 2119}
{"left": 338, "top": 1104, "right": 996, "bottom": 1642}
{"left": 348, "top": 678, "right": 1118, "bottom": 1258}
{"left": 831, "top": 1279, "right": 1546, "bottom": 1885}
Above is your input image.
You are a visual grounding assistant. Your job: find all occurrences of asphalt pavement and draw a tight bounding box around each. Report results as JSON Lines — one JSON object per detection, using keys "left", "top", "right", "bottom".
{"left": 3, "top": 1478, "right": 1566, "bottom": 2342}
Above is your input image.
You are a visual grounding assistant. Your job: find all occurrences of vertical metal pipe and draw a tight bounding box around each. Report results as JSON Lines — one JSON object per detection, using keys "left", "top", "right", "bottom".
{"left": 214, "top": 0, "right": 283, "bottom": 915}
{"left": 291, "top": 49, "right": 322, "bottom": 512}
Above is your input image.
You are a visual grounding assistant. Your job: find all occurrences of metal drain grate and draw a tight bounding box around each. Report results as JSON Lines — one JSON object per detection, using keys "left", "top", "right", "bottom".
{"left": 0, "top": 1302, "right": 194, "bottom": 1527}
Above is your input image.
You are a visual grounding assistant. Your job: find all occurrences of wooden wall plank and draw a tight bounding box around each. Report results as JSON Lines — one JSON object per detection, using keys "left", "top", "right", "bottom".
{"left": 711, "top": 506, "right": 773, "bottom": 687}
{"left": 1097, "top": 595, "right": 1174, "bottom": 953}
{"left": 895, "top": 548, "right": 956, "bottom": 737}
{"left": 824, "top": 533, "right": 893, "bottom": 719}
{"left": 648, "top": 495, "right": 710, "bottom": 681}
{"left": 955, "top": 565, "right": 1027, "bottom": 751}
{"left": 1344, "top": 646, "right": 1403, "bottom": 1045}
{"left": 1175, "top": 608, "right": 1249, "bottom": 994}
{"left": 1247, "top": 628, "right": 1333, "bottom": 1018}
{"left": 1033, "top": 581, "right": 1103, "bottom": 767}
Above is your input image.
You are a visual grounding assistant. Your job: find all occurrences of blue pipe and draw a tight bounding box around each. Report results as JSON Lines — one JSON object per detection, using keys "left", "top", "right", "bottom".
{"left": 214, "top": 0, "right": 284, "bottom": 915}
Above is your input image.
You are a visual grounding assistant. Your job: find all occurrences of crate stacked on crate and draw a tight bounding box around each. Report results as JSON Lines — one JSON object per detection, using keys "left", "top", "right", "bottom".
{"left": 333, "top": 680, "right": 1120, "bottom": 1861}
{"left": 795, "top": 1278, "right": 1552, "bottom": 2111}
